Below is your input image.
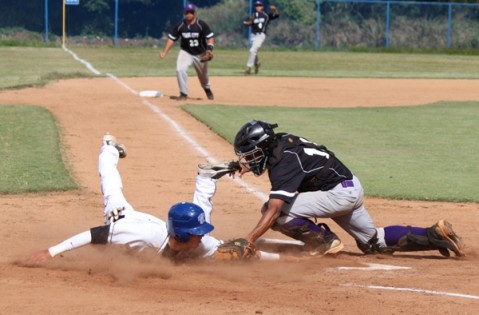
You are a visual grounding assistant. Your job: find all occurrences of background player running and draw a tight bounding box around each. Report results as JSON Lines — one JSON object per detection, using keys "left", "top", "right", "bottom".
{"left": 243, "top": 1, "right": 280, "bottom": 75}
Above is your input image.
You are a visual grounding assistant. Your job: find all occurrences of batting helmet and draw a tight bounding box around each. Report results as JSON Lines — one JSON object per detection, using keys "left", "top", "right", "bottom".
{"left": 184, "top": 3, "right": 196, "bottom": 13}
{"left": 167, "top": 202, "right": 214, "bottom": 243}
{"left": 254, "top": 1, "right": 264, "bottom": 6}
{"left": 234, "top": 120, "right": 278, "bottom": 176}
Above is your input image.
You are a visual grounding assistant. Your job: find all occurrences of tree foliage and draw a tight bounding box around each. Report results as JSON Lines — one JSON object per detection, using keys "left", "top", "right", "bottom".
{"left": 275, "top": 0, "right": 317, "bottom": 24}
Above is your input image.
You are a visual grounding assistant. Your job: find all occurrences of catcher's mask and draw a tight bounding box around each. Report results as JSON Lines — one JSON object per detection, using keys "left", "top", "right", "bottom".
{"left": 234, "top": 120, "right": 278, "bottom": 176}
{"left": 167, "top": 202, "right": 214, "bottom": 243}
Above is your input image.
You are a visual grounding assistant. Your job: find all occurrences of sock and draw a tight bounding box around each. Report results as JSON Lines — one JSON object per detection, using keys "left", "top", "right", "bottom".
{"left": 383, "top": 225, "right": 427, "bottom": 246}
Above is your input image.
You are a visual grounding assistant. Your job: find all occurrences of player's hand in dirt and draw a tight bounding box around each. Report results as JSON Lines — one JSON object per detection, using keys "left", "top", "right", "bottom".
{"left": 26, "top": 249, "right": 52, "bottom": 263}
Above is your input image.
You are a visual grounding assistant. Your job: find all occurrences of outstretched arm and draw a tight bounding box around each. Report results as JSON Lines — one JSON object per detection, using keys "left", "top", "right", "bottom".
{"left": 26, "top": 229, "right": 96, "bottom": 262}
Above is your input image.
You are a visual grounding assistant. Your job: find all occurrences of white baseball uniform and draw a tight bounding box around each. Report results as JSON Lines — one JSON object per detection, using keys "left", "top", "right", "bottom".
{"left": 48, "top": 145, "right": 220, "bottom": 258}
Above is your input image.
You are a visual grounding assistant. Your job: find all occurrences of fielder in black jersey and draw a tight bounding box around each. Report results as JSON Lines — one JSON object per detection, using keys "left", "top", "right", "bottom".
{"left": 232, "top": 120, "right": 466, "bottom": 258}
{"left": 160, "top": 3, "right": 215, "bottom": 101}
{"left": 243, "top": 1, "right": 280, "bottom": 74}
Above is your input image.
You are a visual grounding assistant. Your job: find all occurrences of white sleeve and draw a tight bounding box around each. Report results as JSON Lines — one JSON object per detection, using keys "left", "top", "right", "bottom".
{"left": 48, "top": 230, "right": 92, "bottom": 257}
{"left": 198, "top": 235, "right": 221, "bottom": 258}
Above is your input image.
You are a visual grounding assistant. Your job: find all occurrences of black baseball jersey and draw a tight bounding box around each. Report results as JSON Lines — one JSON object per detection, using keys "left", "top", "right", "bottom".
{"left": 168, "top": 18, "right": 214, "bottom": 55}
{"left": 250, "top": 10, "right": 279, "bottom": 34}
{"left": 266, "top": 134, "right": 353, "bottom": 203}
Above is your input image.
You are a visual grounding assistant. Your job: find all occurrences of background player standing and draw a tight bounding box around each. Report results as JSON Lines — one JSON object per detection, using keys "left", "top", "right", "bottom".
{"left": 243, "top": 1, "right": 280, "bottom": 75}
{"left": 160, "top": 3, "right": 215, "bottom": 100}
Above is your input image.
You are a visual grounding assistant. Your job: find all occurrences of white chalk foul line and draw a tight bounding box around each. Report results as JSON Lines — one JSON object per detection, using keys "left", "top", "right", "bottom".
{"left": 335, "top": 263, "right": 411, "bottom": 271}
{"left": 140, "top": 96, "right": 269, "bottom": 202}
{"left": 63, "top": 46, "right": 102, "bottom": 75}
{"left": 342, "top": 283, "right": 479, "bottom": 301}
{"left": 106, "top": 73, "right": 139, "bottom": 95}
{"left": 64, "top": 48, "right": 269, "bottom": 202}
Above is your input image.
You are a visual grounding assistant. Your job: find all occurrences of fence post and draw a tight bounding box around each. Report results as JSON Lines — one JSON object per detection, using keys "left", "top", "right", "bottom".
{"left": 44, "top": 0, "right": 49, "bottom": 43}
{"left": 114, "top": 0, "right": 119, "bottom": 47}
{"left": 447, "top": 3, "right": 452, "bottom": 48}
{"left": 385, "top": 0, "right": 390, "bottom": 48}
{"left": 316, "top": 0, "right": 321, "bottom": 49}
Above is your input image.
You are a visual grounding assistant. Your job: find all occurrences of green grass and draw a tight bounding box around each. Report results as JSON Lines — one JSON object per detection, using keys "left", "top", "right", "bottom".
{"left": 1, "top": 47, "right": 479, "bottom": 90}
{"left": 1, "top": 46, "right": 478, "bottom": 202}
{"left": 55, "top": 47, "right": 479, "bottom": 79}
{"left": 0, "top": 106, "right": 77, "bottom": 193}
{"left": 0, "top": 47, "right": 92, "bottom": 90}
{"left": 183, "top": 102, "right": 479, "bottom": 202}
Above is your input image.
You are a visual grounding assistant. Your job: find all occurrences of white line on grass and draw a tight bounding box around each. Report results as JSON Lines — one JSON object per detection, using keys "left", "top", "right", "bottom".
{"left": 62, "top": 46, "right": 101, "bottom": 75}
{"left": 341, "top": 283, "right": 479, "bottom": 301}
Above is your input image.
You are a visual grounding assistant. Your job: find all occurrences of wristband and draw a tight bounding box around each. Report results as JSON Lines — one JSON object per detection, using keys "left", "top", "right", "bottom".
{"left": 207, "top": 44, "right": 214, "bottom": 51}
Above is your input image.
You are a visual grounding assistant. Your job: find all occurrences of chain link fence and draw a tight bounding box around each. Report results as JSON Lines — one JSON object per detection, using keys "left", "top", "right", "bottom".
{"left": 3, "top": 0, "right": 479, "bottom": 49}
{"left": 201, "top": 0, "right": 479, "bottom": 49}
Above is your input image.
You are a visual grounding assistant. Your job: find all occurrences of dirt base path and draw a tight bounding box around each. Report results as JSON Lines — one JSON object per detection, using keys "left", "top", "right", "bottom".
{"left": 0, "top": 77, "right": 478, "bottom": 314}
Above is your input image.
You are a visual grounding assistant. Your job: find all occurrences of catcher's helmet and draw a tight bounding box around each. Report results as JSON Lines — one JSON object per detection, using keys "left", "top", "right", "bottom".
{"left": 234, "top": 120, "right": 278, "bottom": 176}
{"left": 167, "top": 202, "right": 214, "bottom": 243}
{"left": 184, "top": 3, "right": 196, "bottom": 13}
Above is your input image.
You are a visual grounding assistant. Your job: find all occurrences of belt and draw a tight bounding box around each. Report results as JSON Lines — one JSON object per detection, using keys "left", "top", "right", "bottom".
{"left": 340, "top": 180, "right": 354, "bottom": 188}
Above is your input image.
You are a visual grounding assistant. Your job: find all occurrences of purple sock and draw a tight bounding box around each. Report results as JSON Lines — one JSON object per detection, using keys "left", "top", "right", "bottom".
{"left": 284, "top": 218, "right": 333, "bottom": 237}
{"left": 383, "top": 225, "right": 428, "bottom": 246}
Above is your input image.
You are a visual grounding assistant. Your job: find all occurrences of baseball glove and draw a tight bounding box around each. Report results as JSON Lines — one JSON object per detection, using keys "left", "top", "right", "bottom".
{"left": 214, "top": 238, "right": 257, "bottom": 261}
{"left": 200, "top": 50, "right": 214, "bottom": 62}
{"left": 243, "top": 17, "right": 252, "bottom": 26}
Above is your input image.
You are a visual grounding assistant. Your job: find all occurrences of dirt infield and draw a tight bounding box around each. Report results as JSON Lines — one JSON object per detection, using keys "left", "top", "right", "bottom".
{"left": 0, "top": 76, "right": 478, "bottom": 314}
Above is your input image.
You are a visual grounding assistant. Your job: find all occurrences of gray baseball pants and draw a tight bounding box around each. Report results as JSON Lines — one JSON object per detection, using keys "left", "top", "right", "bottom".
{"left": 176, "top": 49, "right": 210, "bottom": 96}
{"left": 276, "top": 175, "right": 383, "bottom": 245}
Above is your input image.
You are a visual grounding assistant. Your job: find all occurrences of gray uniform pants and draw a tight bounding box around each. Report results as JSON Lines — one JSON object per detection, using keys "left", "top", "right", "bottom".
{"left": 247, "top": 33, "right": 266, "bottom": 67}
{"left": 176, "top": 49, "right": 210, "bottom": 96}
{"left": 276, "top": 175, "right": 381, "bottom": 245}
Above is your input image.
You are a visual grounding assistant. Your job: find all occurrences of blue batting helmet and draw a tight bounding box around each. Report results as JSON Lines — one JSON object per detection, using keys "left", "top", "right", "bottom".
{"left": 184, "top": 3, "right": 196, "bottom": 13}
{"left": 167, "top": 202, "right": 214, "bottom": 243}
